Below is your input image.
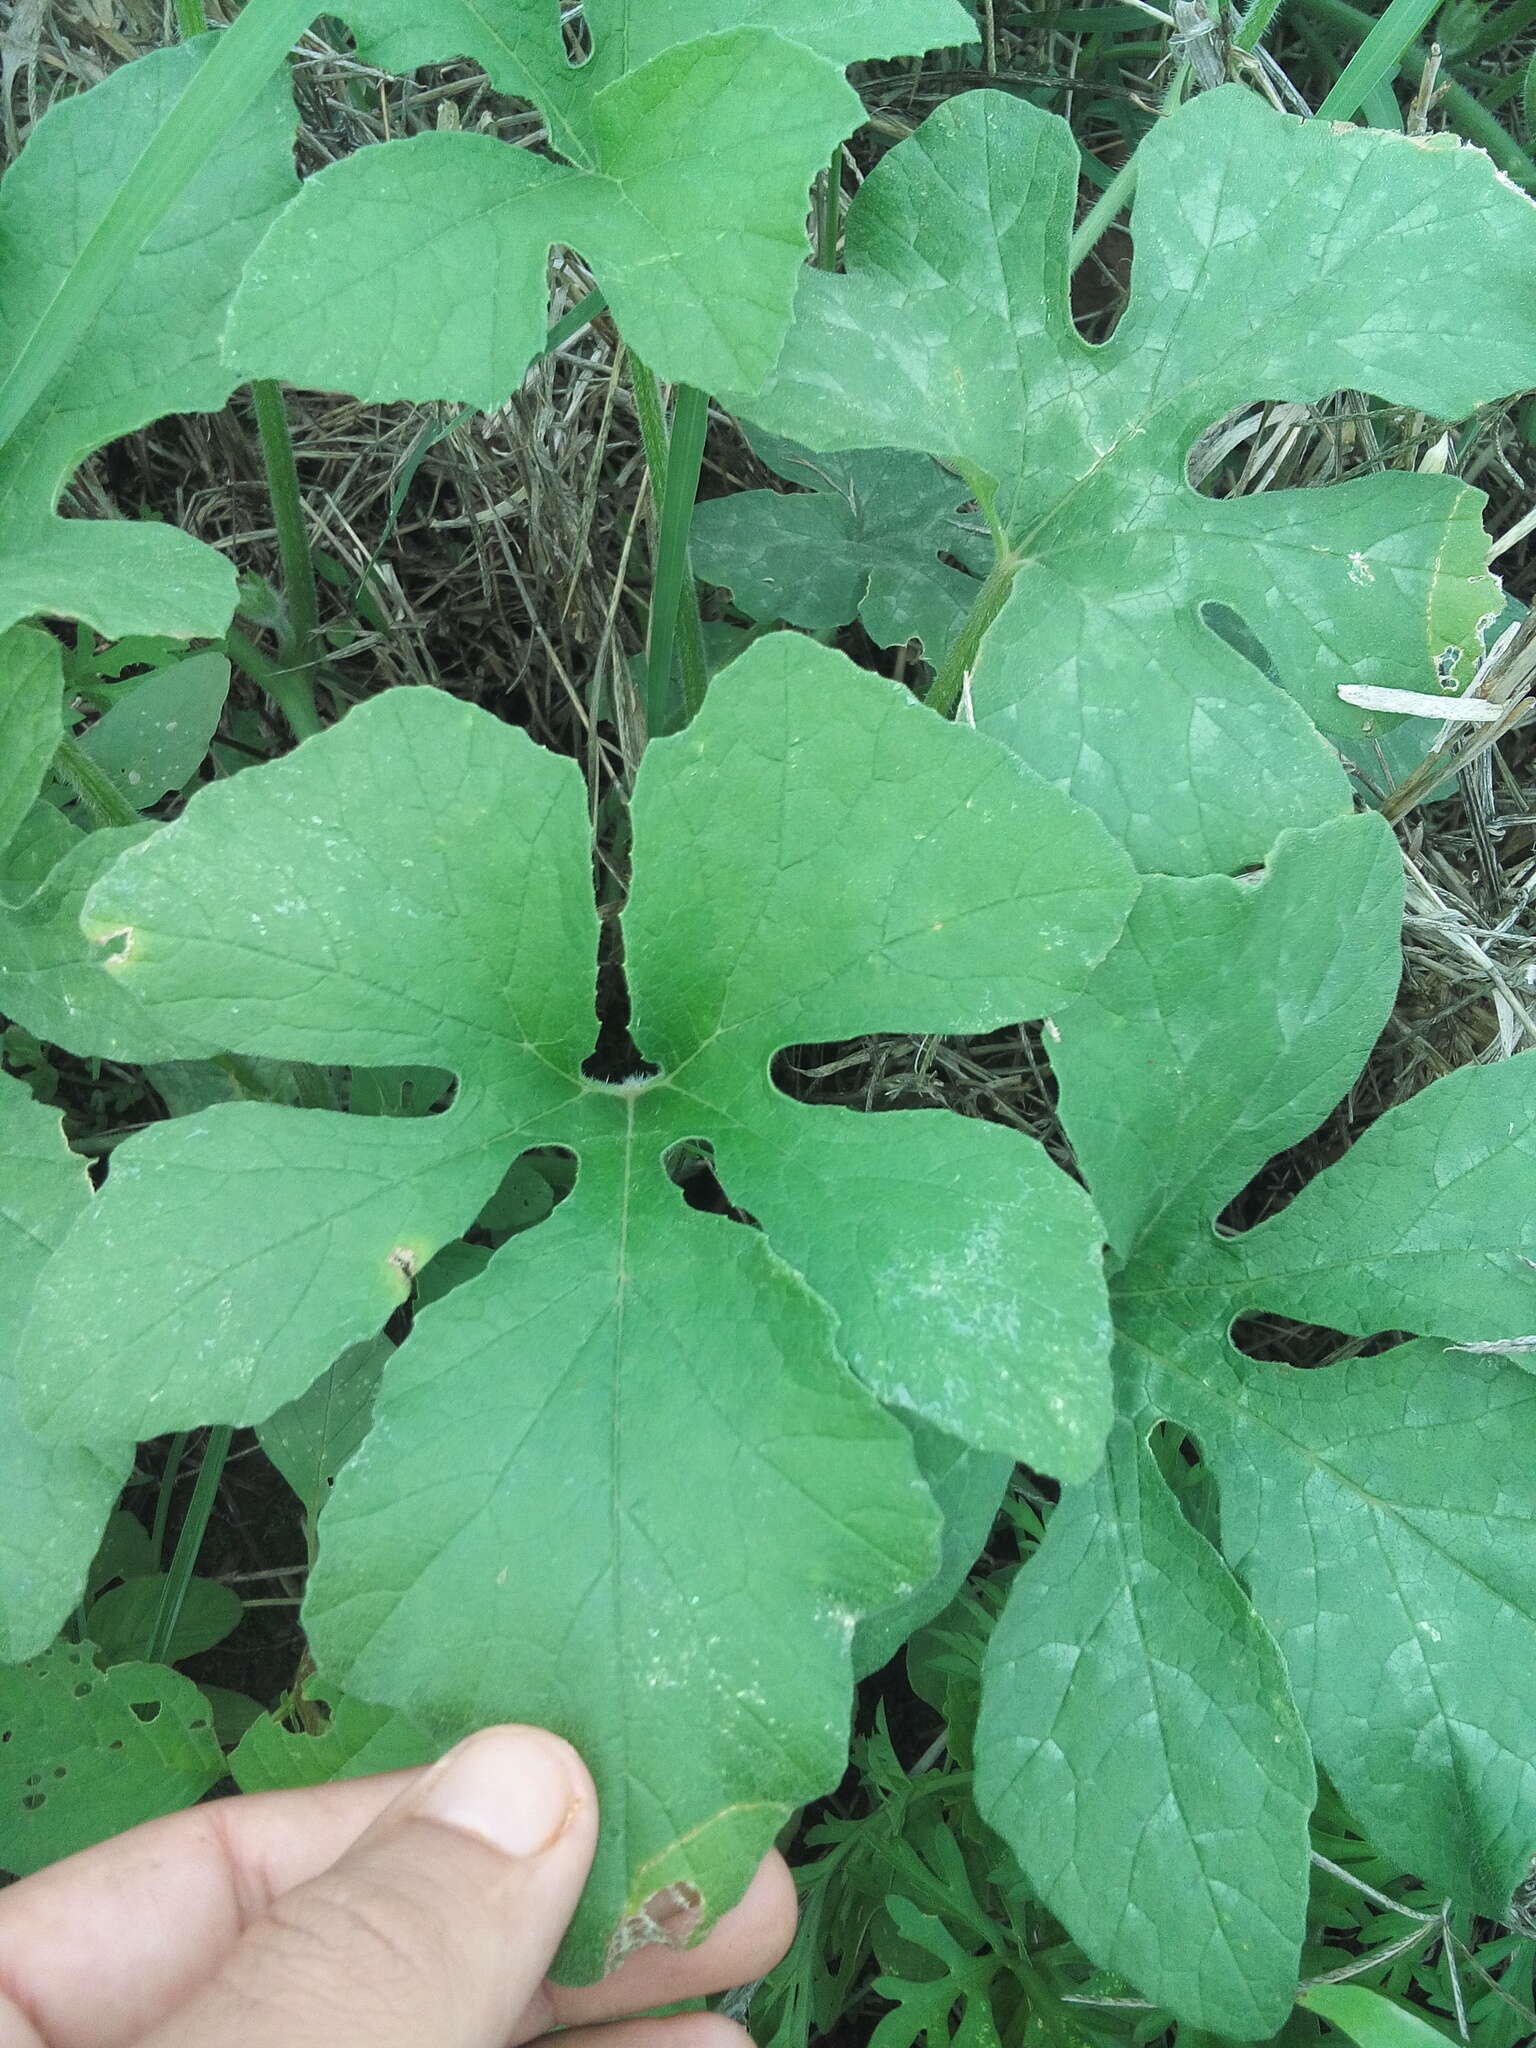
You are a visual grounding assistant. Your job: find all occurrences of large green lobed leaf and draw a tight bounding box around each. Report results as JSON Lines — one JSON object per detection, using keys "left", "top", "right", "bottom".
{"left": 0, "top": 40, "right": 299, "bottom": 639}
{"left": 735, "top": 87, "right": 1536, "bottom": 873}
{"left": 977, "top": 813, "right": 1536, "bottom": 2034}
{"left": 228, "top": 1, "right": 973, "bottom": 403}
{"left": 16, "top": 636, "right": 1136, "bottom": 1972}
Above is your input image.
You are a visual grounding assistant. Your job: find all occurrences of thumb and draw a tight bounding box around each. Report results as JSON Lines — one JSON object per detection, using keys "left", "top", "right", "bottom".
{"left": 144, "top": 1726, "right": 599, "bottom": 2048}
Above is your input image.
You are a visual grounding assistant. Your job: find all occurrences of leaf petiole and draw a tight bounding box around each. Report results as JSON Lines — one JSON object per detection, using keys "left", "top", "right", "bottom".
{"left": 926, "top": 548, "right": 1023, "bottom": 720}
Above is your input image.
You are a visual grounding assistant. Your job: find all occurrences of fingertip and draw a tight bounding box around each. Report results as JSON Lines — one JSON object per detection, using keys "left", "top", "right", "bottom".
{"left": 743, "top": 1851, "right": 798, "bottom": 1975}
{"left": 399, "top": 1725, "right": 598, "bottom": 1864}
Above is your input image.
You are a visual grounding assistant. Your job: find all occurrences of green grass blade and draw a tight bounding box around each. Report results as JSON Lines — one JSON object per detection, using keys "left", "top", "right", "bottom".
{"left": 1296, "top": 0, "right": 1536, "bottom": 186}
{"left": 1316, "top": 0, "right": 1446, "bottom": 120}
{"left": 643, "top": 380, "right": 710, "bottom": 732}
{"left": 0, "top": 0, "right": 316, "bottom": 457}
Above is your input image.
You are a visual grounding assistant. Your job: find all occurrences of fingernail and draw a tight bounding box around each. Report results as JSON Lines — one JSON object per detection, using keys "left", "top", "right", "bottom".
{"left": 412, "top": 1728, "right": 581, "bottom": 1859}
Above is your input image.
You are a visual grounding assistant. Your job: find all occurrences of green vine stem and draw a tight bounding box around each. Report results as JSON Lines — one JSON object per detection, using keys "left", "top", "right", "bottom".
{"left": 925, "top": 548, "right": 1023, "bottom": 720}
{"left": 51, "top": 730, "right": 141, "bottom": 829}
{"left": 630, "top": 358, "right": 710, "bottom": 732}
{"left": 145, "top": 1424, "right": 234, "bottom": 1666}
{"left": 1231, "top": 0, "right": 1291, "bottom": 51}
{"left": 225, "top": 624, "right": 322, "bottom": 742}
{"left": 252, "top": 380, "right": 321, "bottom": 665}
{"left": 1069, "top": 63, "right": 1191, "bottom": 274}
{"left": 0, "top": 0, "right": 318, "bottom": 456}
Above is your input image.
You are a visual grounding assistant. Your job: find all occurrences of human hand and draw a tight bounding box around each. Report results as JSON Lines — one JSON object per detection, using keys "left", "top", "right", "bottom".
{"left": 0, "top": 1725, "right": 795, "bottom": 2048}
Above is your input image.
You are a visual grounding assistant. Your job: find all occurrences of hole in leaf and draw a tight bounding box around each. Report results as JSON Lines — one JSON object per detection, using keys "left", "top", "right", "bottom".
{"left": 21, "top": 1793, "right": 45, "bottom": 1812}
{"left": 344, "top": 1067, "right": 457, "bottom": 1118}
{"left": 129, "top": 1699, "right": 163, "bottom": 1724}
{"left": 562, "top": 3, "right": 592, "bottom": 62}
{"left": 1188, "top": 393, "right": 1426, "bottom": 499}
{"left": 662, "top": 1139, "right": 759, "bottom": 1227}
{"left": 1146, "top": 1421, "right": 1222, "bottom": 1547}
{"left": 1068, "top": 217, "right": 1130, "bottom": 344}
{"left": 1229, "top": 1314, "right": 1402, "bottom": 1369}
{"left": 51, "top": 1766, "right": 67, "bottom": 1779}
{"left": 72, "top": 1683, "right": 92, "bottom": 1699}
{"left": 770, "top": 1025, "right": 1064, "bottom": 1158}
{"left": 582, "top": 912, "right": 656, "bottom": 1086}
{"left": 608, "top": 1881, "right": 707, "bottom": 1969}
{"left": 107, "top": 1739, "right": 124, "bottom": 1752}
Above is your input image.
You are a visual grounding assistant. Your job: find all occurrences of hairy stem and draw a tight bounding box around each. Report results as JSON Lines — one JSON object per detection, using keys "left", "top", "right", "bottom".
{"left": 1069, "top": 64, "right": 1190, "bottom": 273}
{"left": 925, "top": 549, "right": 1022, "bottom": 720}
{"left": 52, "top": 731, "right": 141, "bottom": 829}
{"left": 226, "top": 623, "right": 322, "bottom": 742}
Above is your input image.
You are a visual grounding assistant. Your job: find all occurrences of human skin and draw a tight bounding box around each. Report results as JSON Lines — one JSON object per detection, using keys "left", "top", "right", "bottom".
{"left": 0, "top": 1725, "right": 796, "bottom": 2048}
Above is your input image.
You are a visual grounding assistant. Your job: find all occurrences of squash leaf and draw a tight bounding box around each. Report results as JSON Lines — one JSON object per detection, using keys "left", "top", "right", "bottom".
{"left": 0, "top": 630, "right": 198, "bottom": 1063}
{"left": 228, "top": 2, "right": 973, "bottom": 404}
{"left": 735, "top": 87, "right": 1536, "bottom": 872}
{"left": 691, "top": 430, "right": 987, "bottom": 654}
{"left": 0, "top": 1069, "right": 129, "bottom": 1663}
{"left": 16, "top": 635, "right": 1136, "bottom": 1972}
{"left": 0, "top": 1641, "right": 222, "bottom": 1874}
{"left": 0, "top": 39, "right": 299, "bottom": 639}
{"left": 976, "top": 812, "right": 1536, "bottom": 2034}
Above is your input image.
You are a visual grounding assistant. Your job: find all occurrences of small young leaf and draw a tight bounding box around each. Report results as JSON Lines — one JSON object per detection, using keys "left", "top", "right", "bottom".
{"left": 0, "top": 1070, "right": 128, "bottom": 1663}
{"left": 0, "top": 40, "right": 299, "bottom": 639}
{"left": 0, "top": 1642, "right": 222, "bottom": 1876}
{"left": 87, "top": 1573, "right": 243, "bottom": 1666}
{"left": 737, "top": 88, "right": 1536, "bottom": 872}
{"left": 1301, "top": 1983, "right": 1456, "bottom": 2047}
{"left": 691, "top": 433, "right": 985, "bottom": 653}
{"left": 77, "top": 654, "right": 231, "bottom": 810}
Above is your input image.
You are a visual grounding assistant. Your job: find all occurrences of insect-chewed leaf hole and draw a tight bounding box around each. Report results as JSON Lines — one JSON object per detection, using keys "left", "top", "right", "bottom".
{"left": 606, "top": 1881, "right": 707, "bottom": 1972}
{"left": 561, "top": 1, "right": 592, "bottom": 61}
{"left": 344, "top": 1068, "right": 458, "bottom": 1118}
{"left": 662, "top": 1139, "right": 759, "bottom": 1229}
{"left": 1228, "top": 1314, "right": 1397, "bottom": 1369}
